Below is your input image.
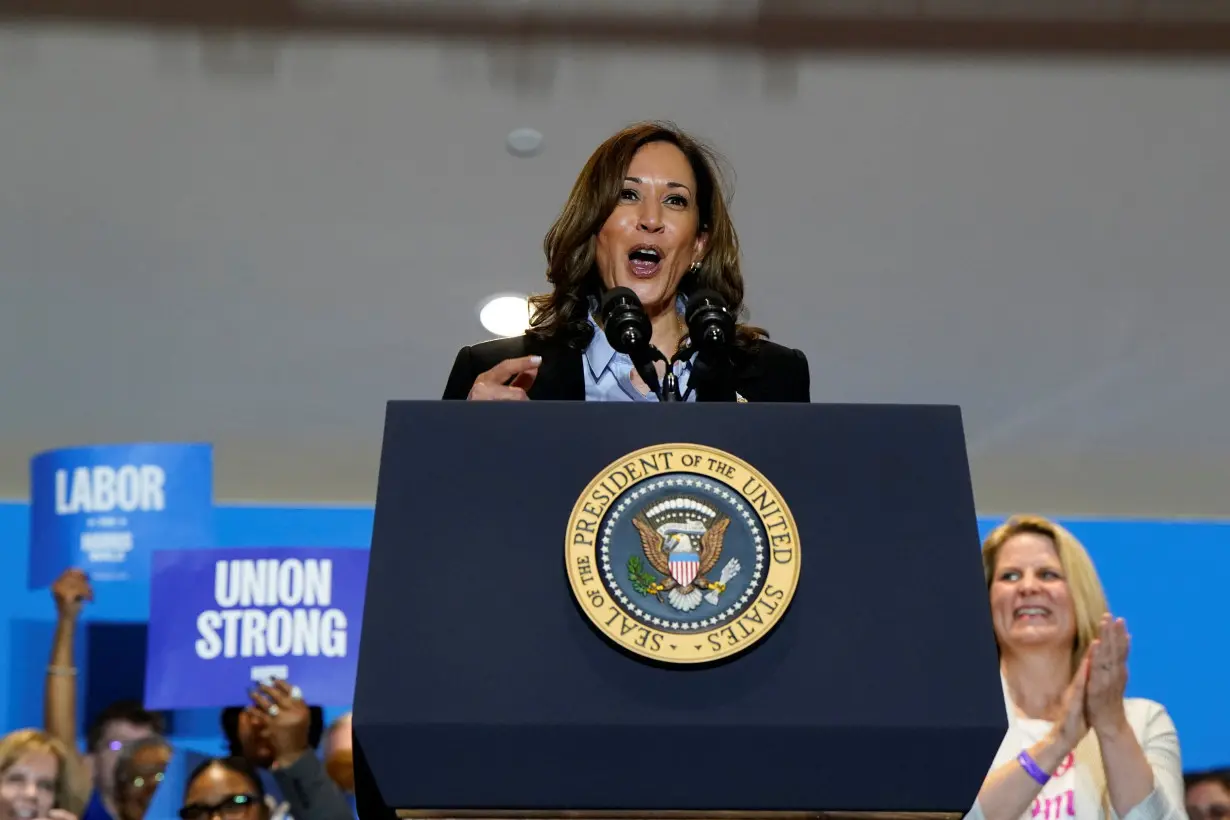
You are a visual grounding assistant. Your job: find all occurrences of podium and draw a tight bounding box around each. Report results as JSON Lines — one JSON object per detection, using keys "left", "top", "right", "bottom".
{"left": 354, "top": 401, "right": 1005, "bottom": 819}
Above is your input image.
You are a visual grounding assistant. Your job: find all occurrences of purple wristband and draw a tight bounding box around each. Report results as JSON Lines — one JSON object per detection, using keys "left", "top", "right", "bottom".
{"left": 1017, "top": 751, "right": 1050, "bottom": 786}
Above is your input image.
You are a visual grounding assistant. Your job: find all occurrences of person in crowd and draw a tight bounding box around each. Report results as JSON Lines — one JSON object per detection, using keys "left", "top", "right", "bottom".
{"left": 75, "top": 705, "right": 165, "bottom": 820}
{"left": 0, "top": 729, "right": 83, "bottom": 820}
{"left": 320, "top": 715, "right": 352, "bottom": 795}
{"left": 967, "top": 515, "right": 1185, "bottom": 820}
{"left": 43, "top": 566, "right": 349, "bottom": 820}
{"left": 1186, "top": 769, "right": 1230, "bottom": 820}
{"left": 42, "top": 569, "right": 166, "bottom": 820}
{"left": 178, "top": 757, "right": 267, "bottom": 820}
{"left": 443, "top": 120, "right": 810, "bottom": 404}
{"left": 220, "top": 681, "right": 352, "bottom": 820}
{"left": 110, "top": 737, "right": 170, "bottom": 820}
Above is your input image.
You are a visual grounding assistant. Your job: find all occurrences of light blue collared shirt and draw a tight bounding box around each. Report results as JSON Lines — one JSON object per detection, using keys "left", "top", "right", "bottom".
{"left": 584, "top": 305, "right": 696, "bottom": 402}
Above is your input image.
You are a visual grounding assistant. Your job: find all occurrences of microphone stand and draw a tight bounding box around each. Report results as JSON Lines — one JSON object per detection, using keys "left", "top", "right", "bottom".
{"left": 633, "top": 345, "right": 695, "bottom": 402}
{"left": 630, "top": 347, "right": 668, "bottom": 402}
{"left": 660, "top": 344, "right": 694, "bottom": 403}
{"left": 661, "top": 369, "right": 680, "bottom": 402}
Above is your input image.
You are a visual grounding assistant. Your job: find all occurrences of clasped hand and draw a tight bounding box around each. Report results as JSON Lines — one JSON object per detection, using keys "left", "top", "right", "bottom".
{"left": 1053, "top": 613, "right": 1131, "bottom": 750}
{"left": 248, "top": 679, "right": 312, "bottom": 769}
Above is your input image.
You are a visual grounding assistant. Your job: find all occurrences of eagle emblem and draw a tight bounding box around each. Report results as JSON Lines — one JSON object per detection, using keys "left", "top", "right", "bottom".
{"left": 566, "top": 443, "right": 800, "bottom": 663}
{"left": 629, "top": 496, "right": 742, "bottom": 612}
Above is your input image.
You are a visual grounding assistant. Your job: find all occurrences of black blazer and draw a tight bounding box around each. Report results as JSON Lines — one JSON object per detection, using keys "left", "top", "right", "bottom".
{"left": 442, "top": 334, "right": 810, "bottom": 402}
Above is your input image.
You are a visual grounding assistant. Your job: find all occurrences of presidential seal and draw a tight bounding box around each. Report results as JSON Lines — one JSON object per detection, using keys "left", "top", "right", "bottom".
{"left": 565, "top": 443, "right": 800, "bottom": 664}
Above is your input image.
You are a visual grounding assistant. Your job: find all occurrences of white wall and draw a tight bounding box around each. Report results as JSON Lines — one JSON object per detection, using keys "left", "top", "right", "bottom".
{"left": 2, "top": 26, "right": 1228, "bottom": 513}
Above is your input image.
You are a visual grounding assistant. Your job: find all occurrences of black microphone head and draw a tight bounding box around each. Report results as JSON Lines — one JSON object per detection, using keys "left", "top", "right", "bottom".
{"left": 600, "top": 287, "right": 652, "bottom": 355}
{"left": 600, "top": 287, "right": 641, "bottom": 321}
{"left": 685, "top": 288, "right": 727, "bottom": 322}
{"left": 685, "top": 288, "right": 735, "bottom": 352}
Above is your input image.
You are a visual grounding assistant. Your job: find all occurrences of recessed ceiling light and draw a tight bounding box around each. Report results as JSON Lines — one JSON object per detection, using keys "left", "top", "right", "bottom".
{"left": 478, "top": 293, "right": 531, "bottom": 338}
{"left": 506, "top": 128, "right": 544, "bottom": 158}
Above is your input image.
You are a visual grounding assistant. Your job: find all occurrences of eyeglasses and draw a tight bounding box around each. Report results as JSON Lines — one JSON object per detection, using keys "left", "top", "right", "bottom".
{"left": 127, "top": 771, "right": 165, "bottom": 790}
{"left": 178, "top": 794, "right": 260, "bottom": 820}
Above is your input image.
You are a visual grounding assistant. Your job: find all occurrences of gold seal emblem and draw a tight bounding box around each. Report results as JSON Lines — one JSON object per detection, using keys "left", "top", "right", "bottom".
{"left": 565, "top": 443, "right": 800, "bottom": 664}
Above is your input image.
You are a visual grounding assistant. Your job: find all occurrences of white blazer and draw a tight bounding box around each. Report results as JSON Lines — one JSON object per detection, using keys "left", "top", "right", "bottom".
{"left": 965, "top": 680, "right": 1186, "bottom": 820}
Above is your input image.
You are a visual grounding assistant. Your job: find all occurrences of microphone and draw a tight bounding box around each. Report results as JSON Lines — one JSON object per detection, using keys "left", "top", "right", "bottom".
{"left": 685, "top": 288, "right": 736, "bottom": 354}
{"left": 600, "top": 287, "right": 653, "bottom": 355}
{"left": 600, "top": 287, "right": 668, "bottom": 400}
{"left": 677, "top": 289, "right": 735, "bottom": 402}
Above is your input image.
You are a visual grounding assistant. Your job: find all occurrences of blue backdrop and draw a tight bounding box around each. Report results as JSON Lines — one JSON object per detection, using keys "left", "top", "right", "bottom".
{"left": 0, "top": 500, "right": 1226, "bottom": 818}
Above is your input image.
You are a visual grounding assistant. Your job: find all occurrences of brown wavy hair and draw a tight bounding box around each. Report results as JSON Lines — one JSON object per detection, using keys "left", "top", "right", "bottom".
{"left": 528, "top": 121, "right": 766, "bottom": 351}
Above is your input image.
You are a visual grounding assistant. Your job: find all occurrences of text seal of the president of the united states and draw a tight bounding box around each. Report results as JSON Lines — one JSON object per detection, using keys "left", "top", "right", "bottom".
{"left": 565, "top": 443, "right": 801, "bottom": 664}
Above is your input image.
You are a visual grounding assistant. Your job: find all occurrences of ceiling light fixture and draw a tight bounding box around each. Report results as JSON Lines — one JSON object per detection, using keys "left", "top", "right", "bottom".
{"left": 506, "top": 128, "right": 544, "bottom": 158}
{"left": 478, "top": 293, "right": 531, "bottom": 338}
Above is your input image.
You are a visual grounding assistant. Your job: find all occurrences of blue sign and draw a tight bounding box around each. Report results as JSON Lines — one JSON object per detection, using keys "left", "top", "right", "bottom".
{"left": 145, "top": 547, "right": 370, "bottom": 709}
{"left": 28, "top": 443, "right": 214, "bottom": 588}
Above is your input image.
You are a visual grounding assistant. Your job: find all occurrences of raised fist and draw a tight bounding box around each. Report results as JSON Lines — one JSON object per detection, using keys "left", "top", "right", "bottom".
{"left": 51, "top": 568, "right": 93, "bottom": 620}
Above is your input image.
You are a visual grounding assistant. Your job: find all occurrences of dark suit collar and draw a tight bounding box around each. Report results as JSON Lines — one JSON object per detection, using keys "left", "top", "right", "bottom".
{"left": 524, "top": 335, "right": 585, "bottom": 401}
{"left": 692, "top": 345, "right": 767, "bottom": 402}
{"left": 523, "top": 334, "right": 766, "bottom": 403}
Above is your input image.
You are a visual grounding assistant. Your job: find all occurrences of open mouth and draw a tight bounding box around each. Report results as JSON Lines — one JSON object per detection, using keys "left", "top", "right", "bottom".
{"left": 14, "top": 807, "right": 38, "bottom": 819}
{"left": 627, "top": 244, "right": 663, "bottom": 278}
{"left": 1014, "top": 606, "right": 1051, "bottom": 620}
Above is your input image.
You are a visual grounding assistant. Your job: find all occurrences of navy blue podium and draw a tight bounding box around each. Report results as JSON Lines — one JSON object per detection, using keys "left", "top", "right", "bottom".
{"left": 354, "top": 402, "right": 1004, "bottom": 819}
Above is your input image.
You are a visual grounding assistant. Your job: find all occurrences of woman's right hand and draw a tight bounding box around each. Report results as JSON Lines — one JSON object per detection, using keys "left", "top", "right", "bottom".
{"left": 1050, "top": 650, "right": 1093, "bottom": 752}
{"left": 976, "top": 650, "right": 1092, "bottom": 820}
{"left": 467, "top": 355, "right": 541, "bottom": 401}
{"left": 51, "top": 568, "right": 92, "bottom": 620}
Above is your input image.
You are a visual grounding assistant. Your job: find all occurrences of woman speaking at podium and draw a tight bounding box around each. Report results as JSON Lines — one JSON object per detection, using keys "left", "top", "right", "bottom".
{"left": 970, "top": 515, "right": 1184, "bottom": 820}
{"left": 442, "top": 121, "right": 809, "bottom": 403}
